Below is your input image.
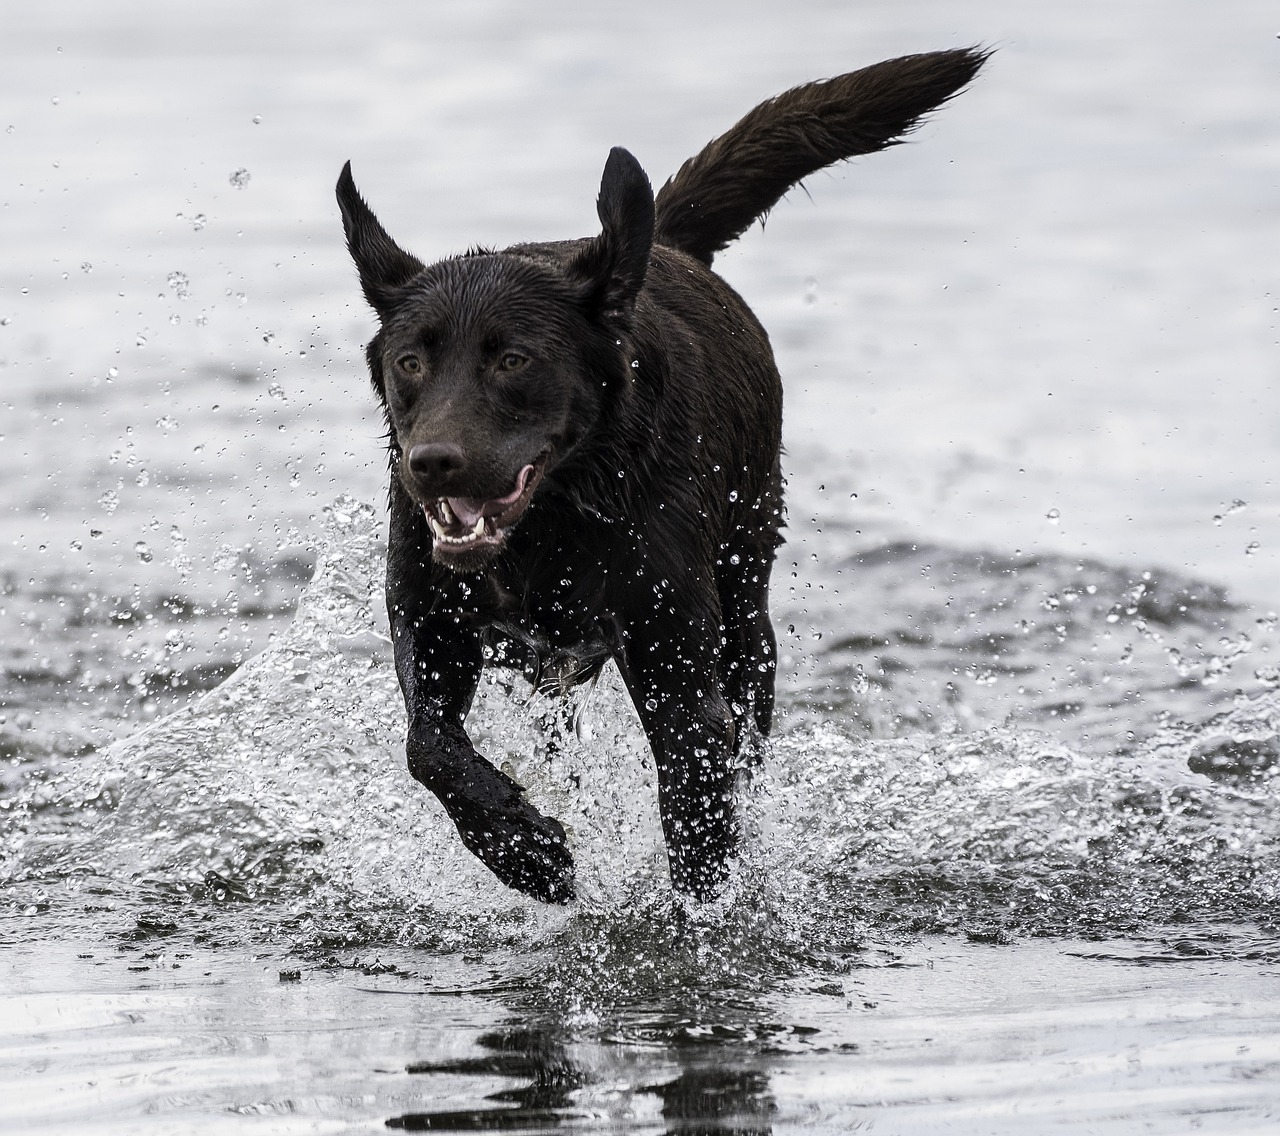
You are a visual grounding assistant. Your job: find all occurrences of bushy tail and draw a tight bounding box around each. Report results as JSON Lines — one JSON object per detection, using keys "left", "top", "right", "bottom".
{"left": 653, "top": 47, "right": 989, "bottom": 265}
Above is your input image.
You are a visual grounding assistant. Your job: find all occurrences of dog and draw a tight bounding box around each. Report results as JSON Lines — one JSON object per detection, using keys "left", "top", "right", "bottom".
{"left": 336, "top": 48, "right": 986, "bottom": 904}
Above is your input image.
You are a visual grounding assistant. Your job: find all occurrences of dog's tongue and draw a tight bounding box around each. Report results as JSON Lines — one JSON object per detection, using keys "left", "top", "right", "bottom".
{"left": 446, "top": 464, "right": 535, "bottom": 528}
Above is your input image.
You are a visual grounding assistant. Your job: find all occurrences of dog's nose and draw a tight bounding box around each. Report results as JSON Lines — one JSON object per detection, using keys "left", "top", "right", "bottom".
{"left": 407, "top": 442, "right": 467, "bottom": 484}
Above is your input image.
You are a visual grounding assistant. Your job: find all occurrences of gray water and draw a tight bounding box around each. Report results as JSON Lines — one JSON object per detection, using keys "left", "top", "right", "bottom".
{"left": 4, "top": 0, "right": 1280, "bottom": 1131}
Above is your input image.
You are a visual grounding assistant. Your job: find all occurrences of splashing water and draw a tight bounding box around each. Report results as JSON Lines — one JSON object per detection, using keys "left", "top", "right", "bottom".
{"left": 6, "top": 498, "right": 1280, "bottom": 1014}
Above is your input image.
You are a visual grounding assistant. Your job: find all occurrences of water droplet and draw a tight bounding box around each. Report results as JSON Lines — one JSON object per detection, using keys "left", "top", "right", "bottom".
{"left": 1213, "top": 499, "right": 1247, "bottom": 525}
{"left": 134, "top": 541, "right": 153, "bottom": 562}
{"left": 1045, "top": 508, "right": 1061, "bottom": 525}
{"left": 728, "top": 490, "right": 739, "bottom": 502}
{"left": 106, "top": 366, "right": 118, "bottom": 380}
{"left": 262, "top": 330, "right": 275, "bottom": 345}
{"left": 98, "top": 489, "right": 120, "bottom": 514}
{"left": 644, "top": 698, "right": 658, "bottom": 712}
{"left": 229, "top": 168, "right": 251, "bottom": 189}
{"left": 51, "top": 96, "right": 60, "bottom": 106}
{"left": 80, "top": 262, "right": 92, "bottom": 273}
{"left": 267, "top": 382, "right": 286, "bottom": 400}
{"left": 156, "top": 415, "right": 178, "bottom": 432}
{"left": 135, "top": 332, "right": 148, "bottom": 347}
{"left": 252, "top": 114, "right": 263, "bottom": 125}
{"left": 1246, "top": 541, "right": 1260, "bottom": 556}
{"left": 167, "top": 270, "right": 190, "bottom": 300}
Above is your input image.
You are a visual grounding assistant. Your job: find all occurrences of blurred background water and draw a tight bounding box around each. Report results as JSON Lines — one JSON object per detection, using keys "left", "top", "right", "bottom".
{"left": 3, "top": 0, "right": 1280, "bottom": 1131}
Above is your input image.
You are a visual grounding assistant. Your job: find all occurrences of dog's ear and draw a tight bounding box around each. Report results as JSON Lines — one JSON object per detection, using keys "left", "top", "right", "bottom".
{"left": 568, "top": 147, "right": 655, "bottom": 326}
{"left": 336, "top": 161, "right": 424, "bottom": 315}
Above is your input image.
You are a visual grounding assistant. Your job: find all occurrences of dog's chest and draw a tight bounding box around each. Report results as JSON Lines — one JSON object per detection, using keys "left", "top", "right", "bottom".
{"left": 480, "top": 528, "right": 621, "bottom": 694}
{"left": 483, "top": 575, "right": 616, "bottom": 696}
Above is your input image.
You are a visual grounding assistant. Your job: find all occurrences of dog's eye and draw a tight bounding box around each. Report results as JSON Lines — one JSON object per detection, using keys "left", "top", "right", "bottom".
{"left": 497, "top": 352, "right": 528, "bottom": 373}
{"left": 397, "top": 355, "right": 422, "bottom": 375}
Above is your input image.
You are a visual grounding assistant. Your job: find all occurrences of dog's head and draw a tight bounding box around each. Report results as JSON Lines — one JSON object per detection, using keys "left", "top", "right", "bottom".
{"left": 337, "top": 149, "right": 654, "bottom": 571}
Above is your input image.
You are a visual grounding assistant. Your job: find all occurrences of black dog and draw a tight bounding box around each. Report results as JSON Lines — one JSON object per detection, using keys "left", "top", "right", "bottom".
{"left": 336, "top": 49, "right": 986, "bottom": 904}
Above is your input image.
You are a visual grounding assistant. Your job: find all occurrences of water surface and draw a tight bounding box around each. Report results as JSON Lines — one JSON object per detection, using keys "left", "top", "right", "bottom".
{"left": 3, "top": 0, "right": 1280, "bottom": 1131}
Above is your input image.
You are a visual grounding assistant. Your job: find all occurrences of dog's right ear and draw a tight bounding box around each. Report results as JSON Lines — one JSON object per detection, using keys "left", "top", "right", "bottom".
{"left": 336, "top": 161, "right": 424, "bottom": 315}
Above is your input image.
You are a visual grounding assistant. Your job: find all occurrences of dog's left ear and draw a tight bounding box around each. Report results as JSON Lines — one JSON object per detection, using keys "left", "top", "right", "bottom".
{"left": 568, "top": 147, "right": 655, "bottom": 326}
{"left": 336, "top": 161, "right": 425, "bottom": 316}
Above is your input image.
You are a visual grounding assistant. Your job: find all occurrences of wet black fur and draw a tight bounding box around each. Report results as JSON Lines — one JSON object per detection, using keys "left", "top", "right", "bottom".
{"left": 336, "top": 48, "right": 987, "bottom": 903}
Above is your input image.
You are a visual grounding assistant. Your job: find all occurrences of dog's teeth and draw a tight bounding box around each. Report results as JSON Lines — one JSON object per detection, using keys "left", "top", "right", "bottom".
{"left": 426, "top": 513, "right": 446, "bottom": 540}
{"left": 440, "top": 500, "right": 455, "bottom": 524}
{"left": 472, "top": 516, "right": 486, "bottom": 538}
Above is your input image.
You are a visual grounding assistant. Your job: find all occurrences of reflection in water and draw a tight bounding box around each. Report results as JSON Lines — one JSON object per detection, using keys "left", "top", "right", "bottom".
{"left": 389, "top": 1026, "right": 775, "bottom": 1133}
{"left": 646, "top": 1066, "right": 776, "bottom": 1135}
{"left": 392, "top": 1027, "right": 584, "bottom": 1131}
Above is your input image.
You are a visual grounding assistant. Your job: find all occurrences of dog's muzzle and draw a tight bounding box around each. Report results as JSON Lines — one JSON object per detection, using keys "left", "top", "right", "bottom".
{"left": 421, "top": 455, "right": 547, "bottom": 561}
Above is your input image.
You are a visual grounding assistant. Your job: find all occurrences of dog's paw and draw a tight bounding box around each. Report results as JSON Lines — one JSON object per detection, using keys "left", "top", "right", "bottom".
{"left": 453, "top": 793, "right": 576, "bottom": 905}
{"left": 410, "top": 731, "right": 576, "bottom": 903}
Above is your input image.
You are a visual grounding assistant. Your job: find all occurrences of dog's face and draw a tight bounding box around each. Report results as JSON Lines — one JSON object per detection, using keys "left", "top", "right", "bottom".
{"left": 337, "top": 150, "right": 654, "bottom": 571}
{"left": 370, "top": 256, "right": 598, "bottom": 572}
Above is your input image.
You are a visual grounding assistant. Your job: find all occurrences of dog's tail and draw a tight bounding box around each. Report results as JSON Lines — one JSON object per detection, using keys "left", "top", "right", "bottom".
{"left": 652, "top": 47, "right": 989, "bottom": 266}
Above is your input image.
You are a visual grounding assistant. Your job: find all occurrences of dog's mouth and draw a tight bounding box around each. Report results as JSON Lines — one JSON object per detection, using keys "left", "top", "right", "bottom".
{"left": 422, "top": 454, "right": 547, "bottom": 559}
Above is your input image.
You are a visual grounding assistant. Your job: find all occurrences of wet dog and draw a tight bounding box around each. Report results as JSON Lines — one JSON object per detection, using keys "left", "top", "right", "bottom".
{"left": 336, "top": 48, "right": 986, "bottom": 903}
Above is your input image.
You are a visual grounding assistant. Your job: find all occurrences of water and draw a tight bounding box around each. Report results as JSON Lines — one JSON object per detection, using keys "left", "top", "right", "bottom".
{"left": 3, "top": 0, "right": 1280, "bottom": 1131}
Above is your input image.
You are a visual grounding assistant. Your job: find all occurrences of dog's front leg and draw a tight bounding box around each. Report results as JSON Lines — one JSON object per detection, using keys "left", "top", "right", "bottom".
{"left": 391, "top": 605, "right": 575, "bottom": 904}
{"left": 617, "top": 597, "right": 740, "bottom": 900}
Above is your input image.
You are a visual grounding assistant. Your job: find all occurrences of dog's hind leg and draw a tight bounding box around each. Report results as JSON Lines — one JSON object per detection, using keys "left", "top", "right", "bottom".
{"left": 717, "top": 557, "right": 777, "bottom": 759}
{"left": 716, "top": 461, "right": 783, "bottom": 757}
